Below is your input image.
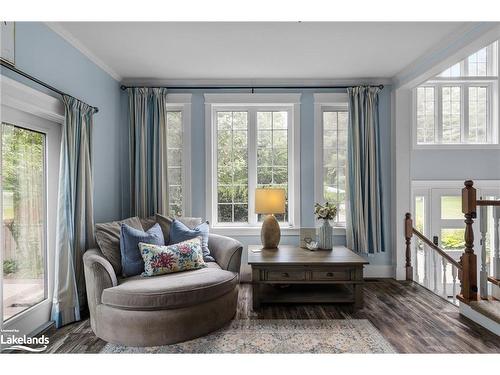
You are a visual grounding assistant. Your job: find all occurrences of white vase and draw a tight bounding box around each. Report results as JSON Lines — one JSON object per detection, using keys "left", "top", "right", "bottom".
{"left": 318, "top": 219, "right": 333, "bottom": 250}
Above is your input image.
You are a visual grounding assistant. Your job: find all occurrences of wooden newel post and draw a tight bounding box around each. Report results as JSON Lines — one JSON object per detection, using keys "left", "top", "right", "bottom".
{"left": 405, "top": 213, "right": 414, "bottom": 281}
{"left": 461, "top": 180, "right": 478, "bottom": 302}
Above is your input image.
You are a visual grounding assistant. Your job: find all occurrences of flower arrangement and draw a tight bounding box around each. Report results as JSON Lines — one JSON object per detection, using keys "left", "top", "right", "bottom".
{"left": 314, "top": 202, "right": 337, "bottom": 221}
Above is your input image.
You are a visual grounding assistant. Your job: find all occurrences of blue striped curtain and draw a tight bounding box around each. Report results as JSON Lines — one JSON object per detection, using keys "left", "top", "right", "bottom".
{"left": 128, "top": 88, "right": 169, "bottom": 218}
{"left": 346, "top": 86, "right": 385, "bottom": 254}
{"left": 51, "top": 96, "right": 96, "bottom": 328}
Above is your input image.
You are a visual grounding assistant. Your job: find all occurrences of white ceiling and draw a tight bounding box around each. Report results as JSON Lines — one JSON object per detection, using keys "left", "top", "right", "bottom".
{"left": 49, "top": 22, "right": 470, "bottom": 82}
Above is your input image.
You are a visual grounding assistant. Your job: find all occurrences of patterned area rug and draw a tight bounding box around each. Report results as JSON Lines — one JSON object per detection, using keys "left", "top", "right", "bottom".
{"left": 101, "top": 319, "right": 395, "bottom": 353}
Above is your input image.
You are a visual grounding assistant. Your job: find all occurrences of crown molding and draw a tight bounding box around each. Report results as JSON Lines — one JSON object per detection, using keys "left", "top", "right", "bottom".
{"left": 121, "top": 77, "right": 392, "bottom": 87}
{"left": 393, "top": 22, "right": 500, "bottom": 89}
{"left": 45, "top": 22, "right": 122, "bottom": 82}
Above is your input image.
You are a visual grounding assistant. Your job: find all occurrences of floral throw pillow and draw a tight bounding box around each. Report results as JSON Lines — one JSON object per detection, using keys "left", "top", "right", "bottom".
{"left": 139, "top": 237, "right": 207, "bottom": 277}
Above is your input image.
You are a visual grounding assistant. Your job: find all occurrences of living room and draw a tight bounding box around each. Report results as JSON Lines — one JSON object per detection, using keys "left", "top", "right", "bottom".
{"left": 1, "top": 0, "right": 499, "bottom": 372}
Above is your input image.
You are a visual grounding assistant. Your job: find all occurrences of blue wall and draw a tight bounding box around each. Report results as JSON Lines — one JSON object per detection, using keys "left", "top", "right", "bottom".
{"left": 1, "top": 22, "right": 123, "bottom": 223}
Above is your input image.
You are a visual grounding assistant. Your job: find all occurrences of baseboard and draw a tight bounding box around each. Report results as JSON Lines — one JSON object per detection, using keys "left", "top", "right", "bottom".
{"left": 363, "top": 265, "right": 394, "bottom": 278}
{"left": 459, "top": 302, "right": 500, "bottom": 336}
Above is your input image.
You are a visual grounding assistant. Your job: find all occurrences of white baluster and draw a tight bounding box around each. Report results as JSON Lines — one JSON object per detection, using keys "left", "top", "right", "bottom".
{"left": 414, "top": 239, "right": 420, "bottom": 282}
{"left": 423, "top": 245, "right": 429, "bottom": 288}
{"left": 494, "top": 206, "right": 500, "bottom": 279}
{"left": 452, "top": 266, "right": 457, "bottom": 305}
{"left": 493, "top": 206, "right": 500, "bottom": 300}
{"left": 433, "top": 251, "right": 438, "bottom": 293}
{"left": 479, "top": 204, "right": 488, "bottom": 299}
{"left": 442, "top": 258, "right": 448, "bottom": 299}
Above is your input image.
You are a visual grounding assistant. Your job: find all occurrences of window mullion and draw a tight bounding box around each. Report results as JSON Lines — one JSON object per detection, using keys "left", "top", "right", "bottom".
{"left": 248, "top": 108, "right": 257, "bottom": 225}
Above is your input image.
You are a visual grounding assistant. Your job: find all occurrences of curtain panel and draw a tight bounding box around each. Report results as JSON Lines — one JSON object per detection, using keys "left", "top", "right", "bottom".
{"left": 127, "top": 88, "right": 169, "bottom": 218}
{"left": 51, "top": 95, "right": 96, "bottom": 328}
{"left": 346, "top": 86, "right": 385, "bottom": 254}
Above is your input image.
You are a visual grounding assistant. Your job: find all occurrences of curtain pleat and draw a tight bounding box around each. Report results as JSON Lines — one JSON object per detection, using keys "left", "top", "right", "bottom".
{"left": 346, "top": 86, "right": 384, "bottom": 254}
{"left": 51, "top": 95, "right": 96, "bottom": 328}
{"left": 128, "top": 88, "right": 169, "bottom": 218}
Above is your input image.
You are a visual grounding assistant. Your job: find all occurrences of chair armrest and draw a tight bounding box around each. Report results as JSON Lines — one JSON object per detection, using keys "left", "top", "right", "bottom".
{"left": 83, "top": 248, "right": 118, "bottom": 307}
{"left": 208, "top": 234, "right": 243, "bottom": 273}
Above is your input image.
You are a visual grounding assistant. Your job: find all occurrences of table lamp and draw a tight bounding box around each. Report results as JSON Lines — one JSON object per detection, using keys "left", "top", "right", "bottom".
{"left": 255, "top": 188, "right": 286, "bottom": 249}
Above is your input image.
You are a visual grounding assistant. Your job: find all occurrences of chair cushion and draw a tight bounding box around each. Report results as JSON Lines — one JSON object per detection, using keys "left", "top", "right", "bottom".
{"left": 95, "top": 216, "right": 143, "bottom": 275}
{"left": 101, "top": 267, "right": 238, "bottom": 311}
{"left": 120, "top": 223, "right": 164, "bottom": 277}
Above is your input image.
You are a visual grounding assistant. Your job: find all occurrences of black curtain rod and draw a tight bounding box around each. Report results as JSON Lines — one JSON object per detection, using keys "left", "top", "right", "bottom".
{"left": 1, "top": 60, "right": 99, "bottom": 113}
{"left": 120, "top": 84, "right": 384, "bottom": 91}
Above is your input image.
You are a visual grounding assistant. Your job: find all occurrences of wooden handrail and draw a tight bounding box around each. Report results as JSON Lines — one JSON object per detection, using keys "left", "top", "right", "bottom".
{"left": 411, "top": 228, "right": 462, "bottom": 269}
{"left": 487, "top": 276, "right": 500, "bottom": 286}
{"left": 477, "top": 200, "right": 500, "bottom": 206}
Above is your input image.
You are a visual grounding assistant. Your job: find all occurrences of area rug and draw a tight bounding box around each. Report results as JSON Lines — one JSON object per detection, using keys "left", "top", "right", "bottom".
{"left": 101, "top": 319, "right": 395, "bottom": 353}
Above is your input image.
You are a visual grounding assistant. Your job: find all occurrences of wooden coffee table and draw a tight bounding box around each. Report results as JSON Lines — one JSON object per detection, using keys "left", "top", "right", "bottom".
{"left": 248, "top": 245, "right": 368, "bottom": 310}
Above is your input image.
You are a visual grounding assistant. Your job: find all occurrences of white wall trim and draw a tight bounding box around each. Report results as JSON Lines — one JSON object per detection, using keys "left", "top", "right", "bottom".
{"left": 204, "top": 93, "right": 301, "bottom": 104}
{"left": 166, "top": 93, "right": 192, "bottom": 104}
{"left": 363, "top": 265, "right": 395, "bottom": 279}
{"left": 313, "top": 93, "right": 348, "bottom": 104}
{"left": 45, "top": 22, "right": 122, "bottom": 82}
{"left": 122, "top": 78, "right": 393, "bottom": 87}
{"left": 459, "top": 302, "right": 500, "bottom": 336}
{"left": 0, "top": 75, "right": 64, "bottom": 123}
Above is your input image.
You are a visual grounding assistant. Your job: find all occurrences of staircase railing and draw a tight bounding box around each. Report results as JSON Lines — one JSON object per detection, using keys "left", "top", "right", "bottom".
{"left": 405, "top": 180, "right": 500, "bottom": 304}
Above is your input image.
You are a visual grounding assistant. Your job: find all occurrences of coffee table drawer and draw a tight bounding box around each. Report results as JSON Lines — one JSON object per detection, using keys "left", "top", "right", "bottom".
{"left": 267, "top": 270, "right": 306, "bottom": 281}
{"left": 311, "top": 270, "right": 351, "bottom": 281}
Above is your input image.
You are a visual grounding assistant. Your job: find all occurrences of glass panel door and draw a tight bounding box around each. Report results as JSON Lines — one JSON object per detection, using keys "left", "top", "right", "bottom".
{"left": 1, "top": 123, "right": 47, "bottom": 322}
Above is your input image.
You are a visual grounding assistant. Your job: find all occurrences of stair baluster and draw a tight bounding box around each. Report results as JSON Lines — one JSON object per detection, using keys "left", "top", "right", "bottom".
{"left": 433, "top": 251, "right": 438, "bottom": 293}
{"left": 442, "top": 258, "right": 448, "bottom": 299}
{"left": 479, "top": 204, "right": 488, "bottom": 300}
{"left": 452, "top": 266, "right": 457, "bottom": 305}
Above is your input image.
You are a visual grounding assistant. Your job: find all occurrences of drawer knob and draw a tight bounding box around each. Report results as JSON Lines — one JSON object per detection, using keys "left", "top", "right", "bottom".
{"left": 326, "top": 272, "right": 334, "bottom": 277}
{"left": 282, "top": 272, "right": 289, "bottom": 278}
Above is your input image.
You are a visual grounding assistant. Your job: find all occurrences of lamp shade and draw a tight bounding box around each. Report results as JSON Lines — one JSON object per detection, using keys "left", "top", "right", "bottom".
{"left": 255, "top": 188, "right": 286, "bottom": 214}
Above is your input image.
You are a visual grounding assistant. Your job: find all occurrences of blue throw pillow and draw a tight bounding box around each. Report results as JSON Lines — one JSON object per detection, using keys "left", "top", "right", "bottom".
{"left": 120, "top": 223, "right": 164, "bottom": 277}
{"left": 169, "top": 219, "right": 214, "bottom": 262}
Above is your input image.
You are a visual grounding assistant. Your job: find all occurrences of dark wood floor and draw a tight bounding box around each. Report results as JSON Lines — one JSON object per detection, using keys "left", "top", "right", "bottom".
{"left": 42, "top": 279, "right": 500, "bottom": 353}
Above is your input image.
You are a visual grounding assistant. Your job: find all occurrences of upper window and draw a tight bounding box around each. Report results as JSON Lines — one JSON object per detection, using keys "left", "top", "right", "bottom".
{"left": 415, "top": 41, "right": 499, "bottom": 146}
{"left": 205, "top": 94, "right": 301, "bottom": 230}
{"left": 314, "top": 93, "right": 349, "bottom": 228}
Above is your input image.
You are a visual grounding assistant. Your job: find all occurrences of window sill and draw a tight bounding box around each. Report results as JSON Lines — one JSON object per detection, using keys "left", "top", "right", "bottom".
{"left": 210, "top": 226, "right": 347, "bottom": 237}
{"left": 413, "top": 143, "right": 500, "bottom": 150}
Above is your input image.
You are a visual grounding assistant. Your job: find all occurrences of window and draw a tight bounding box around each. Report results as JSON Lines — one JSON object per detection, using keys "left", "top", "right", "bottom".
{"left": 414, "top": 41, "right": 499, "bottom": 145}
{"left": 205, "top": 94, "right": 301, "bottom": 230}
{"left": 164, "top": 95, "right": 192, "bottom": 217}
{"left": 314, "top": 93, "right": 349, "bottom": 227}
{"left": 1, "top": 76, "right": 62, "bottom": 335}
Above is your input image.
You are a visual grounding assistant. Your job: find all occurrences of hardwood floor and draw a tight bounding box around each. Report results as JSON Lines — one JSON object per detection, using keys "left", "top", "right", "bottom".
{"left": 42, "top": 279, "right": 500, "bottom": 353}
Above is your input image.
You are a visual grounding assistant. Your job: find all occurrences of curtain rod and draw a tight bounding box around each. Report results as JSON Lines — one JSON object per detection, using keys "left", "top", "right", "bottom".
{"left": 1, "top": 60, "right": 99, "bottom": 113}
{"left": 120, "top": 84, "right": 384, "bottom": 92}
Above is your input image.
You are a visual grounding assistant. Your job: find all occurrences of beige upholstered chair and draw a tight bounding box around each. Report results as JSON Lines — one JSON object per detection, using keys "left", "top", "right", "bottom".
{"left": 83, "top": 233, "right": 242, "bottom": 347}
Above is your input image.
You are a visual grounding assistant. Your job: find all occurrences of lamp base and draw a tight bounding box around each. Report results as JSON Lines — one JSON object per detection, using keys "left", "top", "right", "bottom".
{"left": 261, "top": 214, "right": 281, "bottom": 249}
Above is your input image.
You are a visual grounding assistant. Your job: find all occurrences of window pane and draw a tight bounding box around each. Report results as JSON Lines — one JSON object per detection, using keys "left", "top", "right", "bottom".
{"left": 441, "top": 228, "right": 465, "bottom": 250}
{"left": 442, "top": 87, "right": 461, "bottom": 143}
{"left": 439, "top": 63, "right": 461, "bottom": 77}
{"left": 468, "top": 47, "right": 488, "bottom": 77}
{"left": 216, "top": 112, "right": 248, "bottom": 223}
{"left": 323, "top": 111, "right": 348, "bottom": 224}
{"left": 256, "top": 111, "right": 289, "bottom": 223}
{"left": 416, "top": 87, "right": 435, "bottom": 144}
{"left": 2, "top": 123, "right": 46, "bottom": 322}
{"left": 167, "top": 111, "right": 183, "bottom": 216}
{"left": 468, "top": 86, "right": 488, "bottom": 143}
{"left": 441, "top": 196, "right": 463, "bottom": 220}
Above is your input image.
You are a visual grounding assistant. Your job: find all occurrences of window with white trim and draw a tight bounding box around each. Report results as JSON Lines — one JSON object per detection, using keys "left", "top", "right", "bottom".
{"left": 165, "top": 95, "right": 192, "bottom": 217}
{"left": 314, "top": 94, "right": 349, "bottom": 228}
{"left": 205, "top": 94, "right": 301, "bottom": 229}
{"left": 414, "top": 41, "right": 499, "bottom": 145}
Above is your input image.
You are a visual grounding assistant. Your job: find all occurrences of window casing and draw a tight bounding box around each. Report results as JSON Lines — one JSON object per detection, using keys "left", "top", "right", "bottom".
{"left": 414, "top": 41, "right": 499, "bottom": 147}
{"left": 165, "top": 95, "right": 192, "bottom": 217}
{"left": 205, "top": 94, "right": 301, "bottom": 232}
{"left": 314, "top": 93, "right": 349, "bottom": 229}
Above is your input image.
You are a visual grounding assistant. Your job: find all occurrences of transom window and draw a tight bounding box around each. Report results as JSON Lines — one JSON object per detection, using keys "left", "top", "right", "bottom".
{"left": 415, "top": 41, "right": 499, "bottom": 146}
{"left": 205, "top": 94, "right": 301, "bottom": 230}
